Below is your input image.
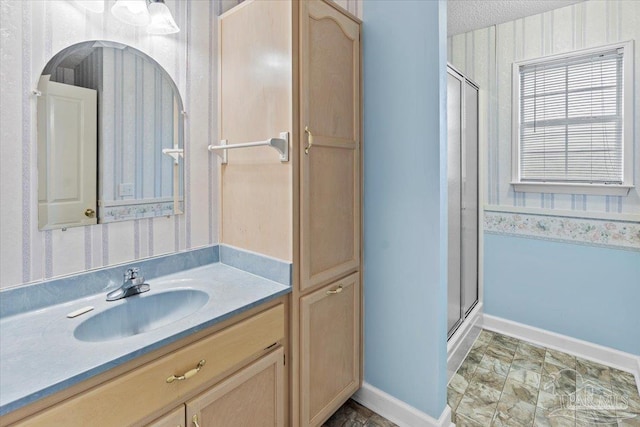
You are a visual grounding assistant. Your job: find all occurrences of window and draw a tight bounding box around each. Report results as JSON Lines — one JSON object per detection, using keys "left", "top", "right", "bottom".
{"left": 511, "top": 41, "right": 634, "bottom": 196}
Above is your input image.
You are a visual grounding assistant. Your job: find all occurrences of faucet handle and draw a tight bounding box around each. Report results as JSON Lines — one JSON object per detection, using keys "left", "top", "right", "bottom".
{"left": 124, "top": 267, "right": 140, "bottom": 280}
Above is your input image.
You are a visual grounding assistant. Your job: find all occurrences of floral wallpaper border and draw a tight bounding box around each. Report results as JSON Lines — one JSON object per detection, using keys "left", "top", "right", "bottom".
{"left": 100, "top": 201, "right": 184, "bottom": 223}
{"left": 484, "top": 211, "right": 640, "bottom": 251}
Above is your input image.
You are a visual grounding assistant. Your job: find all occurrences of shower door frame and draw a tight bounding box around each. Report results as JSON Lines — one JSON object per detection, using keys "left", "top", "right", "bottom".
{"left": 447, "top": 65, "right": 481, "bottom": 340}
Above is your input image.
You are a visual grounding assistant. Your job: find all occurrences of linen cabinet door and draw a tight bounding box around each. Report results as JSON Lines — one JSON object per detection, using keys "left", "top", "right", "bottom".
{"left": 185, "top": 348, "right": 284, "bottom": 427}
{"left": 300, "top": 0, "right": 361, "bottom": 291}
{"left": 300, "top": 273, "right": 360, "bottom": 426}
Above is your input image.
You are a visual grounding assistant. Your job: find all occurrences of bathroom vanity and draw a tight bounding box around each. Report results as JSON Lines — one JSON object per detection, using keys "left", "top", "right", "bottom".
{"left": 0, "top": 251, "right": 291, "bottom": 427}
{"left": 12, "top": 304, "right": 285, "bottom": 426}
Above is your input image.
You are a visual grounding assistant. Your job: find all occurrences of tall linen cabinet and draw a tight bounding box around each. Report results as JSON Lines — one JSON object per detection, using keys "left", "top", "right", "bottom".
{"left": 218, "top": 2, "right": 362, "bottom": 426}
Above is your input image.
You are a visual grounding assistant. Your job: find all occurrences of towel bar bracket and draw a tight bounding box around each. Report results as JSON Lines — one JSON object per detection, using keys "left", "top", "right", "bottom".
{"left": 208, "top": 132, "right": 289, "bottom": 164}
{"left": 162, "top": 147, "right": 184, "bottom": 165}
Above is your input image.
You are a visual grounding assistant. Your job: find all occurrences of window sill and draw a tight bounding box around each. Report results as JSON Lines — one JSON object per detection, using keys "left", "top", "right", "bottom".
{"left": 510, "top": 182, "right": 633, "bottom": 196}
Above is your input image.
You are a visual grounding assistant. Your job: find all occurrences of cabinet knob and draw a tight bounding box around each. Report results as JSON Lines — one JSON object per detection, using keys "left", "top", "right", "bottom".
{"left": 304, "top": 126, "right": 313, "bottom": 155}
{"left": 166, "top": 359, "right": 206, "bottom": 383}
{"left": 84, "top": 208, "right": 95, "bottom": 218}
{"left": 326, "top": 285, "right": 343, "bottom": 295}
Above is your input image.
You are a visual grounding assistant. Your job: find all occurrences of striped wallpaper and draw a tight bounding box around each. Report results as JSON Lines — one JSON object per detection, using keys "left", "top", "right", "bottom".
{"left": 68, "top": 44, "right": 182, "bottom": 221}
{"left": 98, "top": 46, "right": 181, "bottom": 219}
{"left": 0, "top": 0, "right": 362, "bottom": 290}
{"left": 0, "top": 0, "right": 219, "bottom": 289}
{"left": 448, "top": 0, "right": 640, "bottom": 221}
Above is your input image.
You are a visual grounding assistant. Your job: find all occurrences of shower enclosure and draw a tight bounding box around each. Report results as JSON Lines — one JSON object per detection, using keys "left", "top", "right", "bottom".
{"left": 447, "top": 65, "right": 479, "bottom": 339}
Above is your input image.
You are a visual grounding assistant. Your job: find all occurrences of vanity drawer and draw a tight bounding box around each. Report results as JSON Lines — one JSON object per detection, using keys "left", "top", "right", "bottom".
{"left": 171, "top": 304, "right": 285, "bottom": 399}
{"left": 14, "top": 304, "right": 285, "bottom": 427}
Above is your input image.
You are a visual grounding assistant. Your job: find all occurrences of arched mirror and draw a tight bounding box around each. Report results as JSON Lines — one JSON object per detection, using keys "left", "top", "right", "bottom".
{"left": 37, "top": 40, "right": 184, "bottom": 230}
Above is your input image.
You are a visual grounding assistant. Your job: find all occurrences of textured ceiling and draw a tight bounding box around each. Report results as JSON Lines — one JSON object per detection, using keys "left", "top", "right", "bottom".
{"left": 448, "top": 0, "right": 585, "bottom": 36}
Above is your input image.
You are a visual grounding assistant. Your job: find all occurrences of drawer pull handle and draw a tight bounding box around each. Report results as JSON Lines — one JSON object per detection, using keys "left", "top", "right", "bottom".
{"left": 304, "top": 126, "right": 313, "bottom": 155}
{"left": 326, "top": 285, "right": 343, "bottom": 295}
{"left": 192, "top": 414, "right": 201, "bottom": 427}
{"left": 166, "top": 359, "right": 206, "bottom": 383}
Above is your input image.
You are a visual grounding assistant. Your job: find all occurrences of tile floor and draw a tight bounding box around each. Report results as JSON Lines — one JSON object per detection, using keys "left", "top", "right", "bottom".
{"left": 448, "top": 330, "right": 640, "bottom": 427}
{"left": 323, "top": 399, "right": 398, "bottom": 427}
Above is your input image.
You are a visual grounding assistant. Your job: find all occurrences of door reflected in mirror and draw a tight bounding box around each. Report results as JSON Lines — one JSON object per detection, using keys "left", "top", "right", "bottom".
{"left": 37, "top": 40, "right": 184, "bottom": 231}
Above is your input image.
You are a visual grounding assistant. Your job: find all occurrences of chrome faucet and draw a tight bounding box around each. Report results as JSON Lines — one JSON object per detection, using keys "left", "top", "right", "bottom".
{"left": 106, "top": 267, "right": 150, "bottom": 301}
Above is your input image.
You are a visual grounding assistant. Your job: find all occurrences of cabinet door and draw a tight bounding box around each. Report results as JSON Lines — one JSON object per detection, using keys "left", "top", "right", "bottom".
{"left": 300, "top": 273, "right": 360, "bottom": 426}
{"left": 300, "top": 0, "right": 360, "bottom": 291}
{"left": 146, "top": 406, "right": 185, "bottom": 427}
{"left": 185, "top": 348, "right": 284, "bottom": 427}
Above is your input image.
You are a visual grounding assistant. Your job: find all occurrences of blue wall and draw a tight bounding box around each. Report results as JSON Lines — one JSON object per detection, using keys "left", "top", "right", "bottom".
{"left": 484, "top": 233, "right": 640, "bottom": 355}
{"left": 363, "top": 0, "right": 448, "bottom": 419}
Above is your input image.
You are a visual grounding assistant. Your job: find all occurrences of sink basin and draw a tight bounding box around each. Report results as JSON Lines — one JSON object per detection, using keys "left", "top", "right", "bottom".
{"left": 74, "top": 288, "right": 209, "bottom": 342}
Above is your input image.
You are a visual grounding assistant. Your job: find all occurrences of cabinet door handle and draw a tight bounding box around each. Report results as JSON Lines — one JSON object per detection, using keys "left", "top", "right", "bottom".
{"left": 84, "top": 208, "right": 95, "bottom": 218}
{"left": 166, "top": 359, "right": 206, "bottom": 383}
{"left": 326, "top": 285, "right": 343, "bottom": 295}
{"left": 192, "top": 414, "right": 201, "bottom": 427}
{"left": 304, "top": 126, "right": 313, "bottom": 155}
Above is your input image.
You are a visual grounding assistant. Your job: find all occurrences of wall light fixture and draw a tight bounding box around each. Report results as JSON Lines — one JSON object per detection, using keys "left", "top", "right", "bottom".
{"left": 111, "top": 0, "right": 150, "bottom": 26}
{"left": 147, "top": 0, "right": 180, "bottom": 34}
{"left": 109, "top": 0, "right": 179, "bottom": 34}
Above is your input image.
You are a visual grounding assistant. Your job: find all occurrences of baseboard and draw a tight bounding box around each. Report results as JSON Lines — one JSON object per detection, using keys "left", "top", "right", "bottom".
{"left": 352, "top": 382, "right": 454, "bottom": 427}
{"left": 482, "top": 313, "right": 640, "bottom": 394}
{"left": 447, "top": 303, "right": 483, "bottom": 373}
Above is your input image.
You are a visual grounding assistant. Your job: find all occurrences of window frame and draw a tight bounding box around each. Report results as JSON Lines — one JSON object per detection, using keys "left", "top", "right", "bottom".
{"left": 511, "top": 40, "right": 634, "bottom": 196}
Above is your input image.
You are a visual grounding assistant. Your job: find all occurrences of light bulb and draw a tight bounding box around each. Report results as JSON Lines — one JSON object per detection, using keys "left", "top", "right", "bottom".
{"left": 111, "top": 0, "right": 150, "bottom": 26}
{"left": 147, "top": 0, "right": 180, "bottom": 35}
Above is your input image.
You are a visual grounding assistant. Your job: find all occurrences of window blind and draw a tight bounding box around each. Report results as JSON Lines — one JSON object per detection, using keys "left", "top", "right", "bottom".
{"left": 518, "top": 48, "right": 623, "bottom": 184}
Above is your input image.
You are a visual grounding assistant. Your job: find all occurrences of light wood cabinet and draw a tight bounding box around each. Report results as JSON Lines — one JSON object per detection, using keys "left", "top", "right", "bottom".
{"left": 148, "top": 347, "right": 285, "bottom": 427}
{"left": 298, "top": 3, "right": 362, "bottom": 426}
{"left": 218, "top": 1, "right": 362, "bottom": 426}
{"left": 7, "top": 303, "right": 285, "bottom": 427}
{"left": 300, "top": 273, "right": 360, "bottom": 426}
{"left": 186, "top": 347, "right": 285, "bottom": 427}
{"left": 299, "top": 0, "right": 360, "bottom": 292}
